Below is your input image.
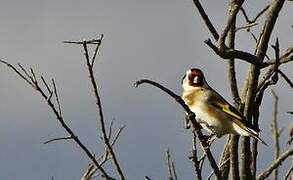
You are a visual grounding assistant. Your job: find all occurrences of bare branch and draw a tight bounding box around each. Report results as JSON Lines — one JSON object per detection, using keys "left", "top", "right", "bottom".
{"left": 218, "top": 136, "right": 230, "bottom": 179}
{"left": 81, "top": 164, "right": 96, "bottom": 180}
{"left": 204, "top": 39, "right": 261, "bottom": 66}
{"left": 271, "top": 90, "right": 281, "bottom": 180}
{"left": 207, "top": 157, "right": 230, "bottom": 180}
{"left": 43, "top": 136, "right": 75, "bottom": 144}
{"left": 0, "top": 60, "right": 34, "bottom": 87}
{"left": 171, "top": 161, "right": 177, "bottom": 180}
{"left": 41, "top": 76, "right": 52, "bottom": 95}
{"left": 284, "top": 163, "right": 293, "bottom": 180}
{"left": 192, "top": 0, "right": 219, "bottom": 40}
{"left": 240, "top": 5, "right": 270, "bottom": 24}
{"left": 0, "top": 60, "right": 113, "bottom": 179}
{"left": 111, "top": 125, "right": 126, "bottom": 147}
{"left": 278, "top": 69, "right": 293, "bottom": 88}
{"left": 230, "top": 135, "right": 240, "bottom": 180}
{"left": 257, "top": 147, "right": 293, "bottom": 180}
{"left": 217, "top": 0, "right": 244, "bottom": 50}
{"left": 261, "top": 47, "right": 293, "bottom": 68}
{"left": 166, "top": 149, "right": 174, "bottom": 180}
{"left": 145, "top": 176, "right": 152, "bottom": 180}
{"left": 254, "top": 0, "right": 286, "bottom": 61}
{"left": 63, "top": 39, "right": 101, "bottom": 45}
{"left": 52, "top": 79, "right": 62, "bottom": 116}
{"left": 91, "top": 34, "right": 104, "bottom": 66}
{"left": 79, "top": 38, "right": 125, "bottom": 180}
{"left": 235, "top": 22, "right": 258, "bottom": 32}
{"left": 190, "top": 132, "right": 202, "bottom": 180}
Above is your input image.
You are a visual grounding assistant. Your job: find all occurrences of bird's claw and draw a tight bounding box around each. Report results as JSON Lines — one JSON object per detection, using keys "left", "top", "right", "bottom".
{"left": 185, "top": 113, "right": 201, "bottom": 130}
{"left": 203, "top": 134, "right": 216, "bottom": 147}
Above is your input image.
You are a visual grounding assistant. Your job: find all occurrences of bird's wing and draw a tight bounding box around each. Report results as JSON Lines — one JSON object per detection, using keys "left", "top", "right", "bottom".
{"left": 208, "top": 89, "right": 258, "bottom": 132}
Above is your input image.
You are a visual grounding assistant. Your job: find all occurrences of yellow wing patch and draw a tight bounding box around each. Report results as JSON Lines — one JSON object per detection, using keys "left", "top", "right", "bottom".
{"left": 209, "top": 91, "right": 244, "bottom": 121}
{"left": 219, "top": 103, "right": 243, "bottom": 120}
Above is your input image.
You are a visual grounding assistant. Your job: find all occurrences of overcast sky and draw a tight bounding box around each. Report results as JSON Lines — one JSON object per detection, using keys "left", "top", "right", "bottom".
{"left": 0, "top": 0, "right": 292, "bottom": 179}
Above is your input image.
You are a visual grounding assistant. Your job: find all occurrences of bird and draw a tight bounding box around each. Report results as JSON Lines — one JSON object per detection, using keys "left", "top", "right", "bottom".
{"left": 181, "top": 68, "right": 267, "bottom": 145}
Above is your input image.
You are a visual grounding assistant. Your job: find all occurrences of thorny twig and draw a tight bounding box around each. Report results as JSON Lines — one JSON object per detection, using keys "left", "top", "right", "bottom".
{"left": 65, "top": 36, "right": 125, "bottom": 180}
{"left": 0, "top": 59, "right": 114, "bottom": 180}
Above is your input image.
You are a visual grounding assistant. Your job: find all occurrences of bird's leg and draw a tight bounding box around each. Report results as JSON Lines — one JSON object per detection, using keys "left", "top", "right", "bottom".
{"left": 205, "top": 134, "right": 217, "bottom": 146}
{"left": 233, "top": 97, "right": 242, "bottom": 107}
{"left": 184, "top": 114, "right": 191, "bottom": 129}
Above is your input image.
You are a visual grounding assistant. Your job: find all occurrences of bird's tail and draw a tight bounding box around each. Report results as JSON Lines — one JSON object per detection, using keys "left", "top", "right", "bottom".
{"left": 233, "top": 122, "right": 267, "bottom": 146}
{"left": 249, "top": 132, "right": 268, "bottom": 146}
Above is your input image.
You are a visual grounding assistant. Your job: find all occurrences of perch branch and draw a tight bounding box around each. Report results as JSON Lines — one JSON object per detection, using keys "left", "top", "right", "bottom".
{"left": 135, "top": 79, "right": 222, "bottom": 179}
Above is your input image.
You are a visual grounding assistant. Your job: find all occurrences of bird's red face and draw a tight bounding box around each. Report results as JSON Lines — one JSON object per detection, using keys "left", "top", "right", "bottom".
{"left": 187, "top": 68, "right": 204, "bottom": 87}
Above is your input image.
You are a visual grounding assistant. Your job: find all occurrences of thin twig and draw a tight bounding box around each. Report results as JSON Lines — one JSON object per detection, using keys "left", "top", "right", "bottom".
{"left": 218, "top": 136, "right": 230, "bottom": 179}
{"left": 257, "top": 147, "right": 293, "bottom": 180}
{"left": 145, "top": 176, "right": 152, "bottom": 180}
{"left": 207, "top": 158, "right": 230, "bottom": 180}
{"left": 41, "top": 76, "right": 52, "bottom": 94}
{"left": 190, "top": 132, "right": 202, "bottom": 180}
{"left": 43, "top": 136, "right": 75, "bottom": 144}
{"left": 240, "top": 5, "right": 270, "bottom": 24}
{"left": 192, "top": 0, "right": 219, "bottom": 41}
{"left": 235, "top": 22, "right": 258, "bottom": 32}
{"left": 80, "top": 39, "right": 125, "bottom": 180}
{"left": 166, "top": 149, "right": 174, "bottom": 180}
{"left": 278, "top": 69, "right": 293, "bottom": 88}
{"left": 261, "top": 46, "right": 293, "bottom": 68}
{"left": 271, "top": 90, "right": 281, "bottom": 180}
{"left": 63, "top": 39, "right": 101, "bottom": 45}
{"left": 52, "top": 79, "right": 62, "bottom": 116}
{"left": 0, "top": 60, "right": 113, "bottom": 179}
{"left": 284, "top": 163, "right": 293, "bottom": 180}
{"left": 81, "top": 164, "right": 96, "bottom": 180}
{"left": 91, "top": 34, "right": 104, "bottom": 66}
{"left": 217, "top": 0, "right": 244, "bottom": 50}
{"left": 204, "top": 39, "right": 261, "bottom": 66}
{"left": 171, "top": 161, "right": 177, "bottom": 180}
{"left": 111, "top": 125, "right": 126, "bottom": 146}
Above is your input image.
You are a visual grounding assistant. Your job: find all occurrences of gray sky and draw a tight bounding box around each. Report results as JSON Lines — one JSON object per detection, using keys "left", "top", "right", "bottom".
{"left": 0, "top": 0, "right": 292, "bottom": 179}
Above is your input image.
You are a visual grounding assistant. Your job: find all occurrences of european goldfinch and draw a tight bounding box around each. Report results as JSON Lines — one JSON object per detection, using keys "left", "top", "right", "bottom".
{"left": 181, "top": 68, "right": 266, "bottom": 145}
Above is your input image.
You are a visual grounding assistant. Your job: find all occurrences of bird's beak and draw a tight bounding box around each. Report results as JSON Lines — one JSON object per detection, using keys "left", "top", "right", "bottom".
{"left": 193, "top": 76, "right": 199, "bottom": 84}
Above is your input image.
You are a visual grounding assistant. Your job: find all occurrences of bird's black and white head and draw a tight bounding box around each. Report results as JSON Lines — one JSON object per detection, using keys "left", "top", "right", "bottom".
{"left": 182, "top": 68, "right": 207, "bottom": 90}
